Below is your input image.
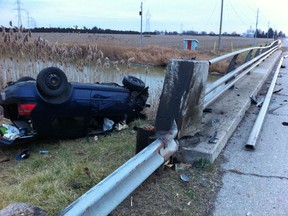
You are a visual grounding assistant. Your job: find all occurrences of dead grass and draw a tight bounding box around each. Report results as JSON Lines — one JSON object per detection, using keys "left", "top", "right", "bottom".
{"left": 0, "top": 122, "right": 140, "bottom": 214}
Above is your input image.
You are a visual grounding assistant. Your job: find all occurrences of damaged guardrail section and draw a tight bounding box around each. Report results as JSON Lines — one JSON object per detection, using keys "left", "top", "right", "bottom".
{"left": 58, "top": 59, "right": 208, "bottom": 216}
{"left": 58, "top": 121, "right": 178, "bottom": 216}
{"left": 59, "top": 40, "right": 280, "bottom": 215}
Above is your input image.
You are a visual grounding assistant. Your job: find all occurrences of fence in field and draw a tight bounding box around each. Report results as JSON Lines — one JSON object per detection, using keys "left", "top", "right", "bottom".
{"left": 58, "top": 40, "right": 281, "bottom": 215}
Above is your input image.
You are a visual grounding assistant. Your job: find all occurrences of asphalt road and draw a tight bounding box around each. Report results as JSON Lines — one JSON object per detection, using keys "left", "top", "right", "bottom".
{"left": 212, "top": 41, "right": 288, "bottom": 216}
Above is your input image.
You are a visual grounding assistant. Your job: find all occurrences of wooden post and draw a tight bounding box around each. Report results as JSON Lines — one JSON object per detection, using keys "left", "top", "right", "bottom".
{"left": 155, "top": 60, "right": 209, "bottom": 139}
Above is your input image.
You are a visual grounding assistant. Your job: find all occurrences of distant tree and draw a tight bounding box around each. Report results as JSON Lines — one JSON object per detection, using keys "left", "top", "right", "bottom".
{"left": 231, "top": 31, "right": 239, "bottom": 36}
{"left": 267, "top": 28, "right": 274, "bottom": 38}
{"left": 278, "top": 31, "right": 284, "bottom": 38}
{"left": 274, "top": 30, "right": 278, "bottom": 39}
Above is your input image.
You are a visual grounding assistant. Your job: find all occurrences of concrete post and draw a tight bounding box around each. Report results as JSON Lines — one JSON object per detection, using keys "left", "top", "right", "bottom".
{"left": 155, "top": 60, "right": 209, "bottom": 138}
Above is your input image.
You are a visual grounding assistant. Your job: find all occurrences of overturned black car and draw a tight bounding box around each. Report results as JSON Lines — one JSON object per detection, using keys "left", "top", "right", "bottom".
{"left": 0, "top": 67, "right": 149, "bottom": 145}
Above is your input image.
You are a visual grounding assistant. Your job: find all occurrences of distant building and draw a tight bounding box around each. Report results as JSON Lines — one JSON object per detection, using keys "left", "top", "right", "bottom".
{"left": 242, "top": 27, "right": 255, "bottom": 38}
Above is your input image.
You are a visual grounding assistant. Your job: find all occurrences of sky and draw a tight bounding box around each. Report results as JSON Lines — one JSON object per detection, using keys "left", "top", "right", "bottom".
{"left": 0, "top": 0, "right": 287, "bottom": 35}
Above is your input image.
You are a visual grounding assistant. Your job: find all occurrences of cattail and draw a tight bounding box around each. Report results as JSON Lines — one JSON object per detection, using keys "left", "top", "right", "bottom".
{"left": 23, "top": 34, "right": 29, "bottom": 44}
{"left": 99, "top": 50, "right": 104, "bottom": 59}
{"left": 1, "top": 26, "right": 5, "bottom": 37}
{"left": 9, "top": 20, "right": 12, "bottom": 27}
{"left": 115, "top": 65, "right": 121, "bottom": 72}
{"left": 28, "top": 29, "right": 31, "bottom": 37}
{"left": 103, "top": 61, "right": 110, "bottom": 69}
{"left": 104, "top": 57, "right": 109, "bottom": 62}
{"left": 127, "top": 57, "right": 135, "bottom": 63}
{"left": 96, "top": 58, "right": 102, "bottom": 67}
{"left": 4, "top": 34, "right": 10, "bottom": 43}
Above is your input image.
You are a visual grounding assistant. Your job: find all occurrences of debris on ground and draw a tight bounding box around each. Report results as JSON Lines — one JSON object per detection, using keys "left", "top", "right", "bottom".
{"left": 1, "top": 124, "right": 20, "bottom": 140}
{"left": 16, "top": 150, "right": 30, "bottom": 160}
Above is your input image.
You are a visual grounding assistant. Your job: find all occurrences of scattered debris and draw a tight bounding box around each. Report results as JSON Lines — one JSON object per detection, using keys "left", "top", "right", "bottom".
{"left": 1, "top": 124, "right": 20, "bottom": 140}
{"left": 175, "top": 163, "right": 192, "bottom": 171}
{"left": 256, "top": 97, "right": 264, "bottom": 107}
{"left": 115, "top": 121, "right": 129, "bottom": 131}
{"left": 180, "top": 173, "right": 190, "bottom": 182}
{"left": 250, "top": 95, "right": 257, "bottom": 104}
{"left": 273, "top": 88, "right": 283, "bottom": 94}
{"left": 103, "top": 118, "right": 114, "bottom": 131}
{"left": 250, "top": 95, "right": 265, "bottom": 107}
{"left": 209, "top": 131, "right": 218, "bottom": 143}
{"left": 39, "top": 150, "right": 49, "bottom": 154}
{"left": 282, "top": 122, "right": 288, "bottom": 126}
{"left": 203, "top": 108, "right": 212, "bottom": 113}
{"left": 94, "top": 135, "right": 98, "bottom": 141}
{"left": 163, "top": 160, "right": 174, "bottom": 169}
{"left": 130, "top": 196, "right": 133, "bottom": 207}
{"left": 280, "top": 65, "right": 286, "bottom": 68}
{"left": 16, "top": 150, "right": 30, "bottom": 160}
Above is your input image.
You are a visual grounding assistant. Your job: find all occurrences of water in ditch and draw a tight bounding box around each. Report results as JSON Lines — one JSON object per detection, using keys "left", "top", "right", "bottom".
{"left": 0, "top": 59, "right": 222, "bottom": 116}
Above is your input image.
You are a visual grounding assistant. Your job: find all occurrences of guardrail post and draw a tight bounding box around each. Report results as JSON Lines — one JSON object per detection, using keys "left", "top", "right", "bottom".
{"left": 244, "top": 50, "right": 253, "bottom": 63}
{"left": 226, "top": 54, "right": 239, "bottom": 74}
{"left": 155, "top": 59, "right": 209, "bottom": 139}
{"left": 254, "top": 48, "right": 261, "bottom": 57}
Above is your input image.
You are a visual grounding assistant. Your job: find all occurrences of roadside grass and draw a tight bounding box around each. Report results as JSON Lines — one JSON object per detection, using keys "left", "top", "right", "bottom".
{"left": 0, "top": 117, "right": 223, "bottom": 215}
{"left": 0, "top": 121, "right": 142, "bottom": 214}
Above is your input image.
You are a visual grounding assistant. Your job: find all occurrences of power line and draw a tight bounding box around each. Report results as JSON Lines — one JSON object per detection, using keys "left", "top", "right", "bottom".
{"left": 15, "top": 0, "right": 24, "bottom": 27}
{"left": 227, "top": 0, "right": 250, "bottom": 26}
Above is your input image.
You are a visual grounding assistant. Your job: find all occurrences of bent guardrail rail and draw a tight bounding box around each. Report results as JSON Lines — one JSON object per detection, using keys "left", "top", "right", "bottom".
{"left": 245, "top": 54, "right": 288, "bottom": 150}
{"left": 58, "top": 121, "right": 178, "bottom": 216}
{"left": 204, "top": 40, "right": 281, "bottom": 108}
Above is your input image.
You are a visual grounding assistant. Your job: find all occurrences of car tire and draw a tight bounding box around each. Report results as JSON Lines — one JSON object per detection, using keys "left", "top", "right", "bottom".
{"left": 122, "top": 75, "right": 145, "bottom": 91}
{"left": 36, "top": 67, "right": 69, "bottom": 97}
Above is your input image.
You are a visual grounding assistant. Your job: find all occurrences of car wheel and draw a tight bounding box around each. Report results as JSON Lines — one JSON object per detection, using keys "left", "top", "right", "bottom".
{"left": 122, "top": 75, "right": 145, "bottom": 91}
{"left": 36, "top": 67, "right": 69, "bottom": 97}
{"left": 17, "top": 76, "right": 35, "bottom": 82}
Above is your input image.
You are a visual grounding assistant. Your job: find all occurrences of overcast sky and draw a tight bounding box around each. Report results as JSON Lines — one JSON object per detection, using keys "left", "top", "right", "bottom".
{"left": 1, "top": 0, "right": 287, "bottom": 34}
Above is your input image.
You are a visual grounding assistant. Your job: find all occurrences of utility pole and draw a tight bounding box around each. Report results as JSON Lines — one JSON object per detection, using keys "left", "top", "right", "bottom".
{"left": 254, "top": 8, "right": 259, "bottom": 46}
{"left": 267, "top": 21, "right": 270, "bottom": 42}
{"left": 26, "top": 11, "right": 30, "bottom": 29}
{"left": 139, "top": 1, "right": 143, "bottom": 47}
{"left": 218, "top": 0, "right": 224, "bottom": 50}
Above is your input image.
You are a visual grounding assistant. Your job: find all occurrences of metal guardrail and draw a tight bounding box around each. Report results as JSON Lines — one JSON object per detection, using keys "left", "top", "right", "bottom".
{"left": 58, "top": 40, "right": 281, "bottom": 216}
{"left": 58, "top": 121, "right": 178, "bottom": 216}
{"left": 204, "top": 40, "right": 281, "bottom": 108}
